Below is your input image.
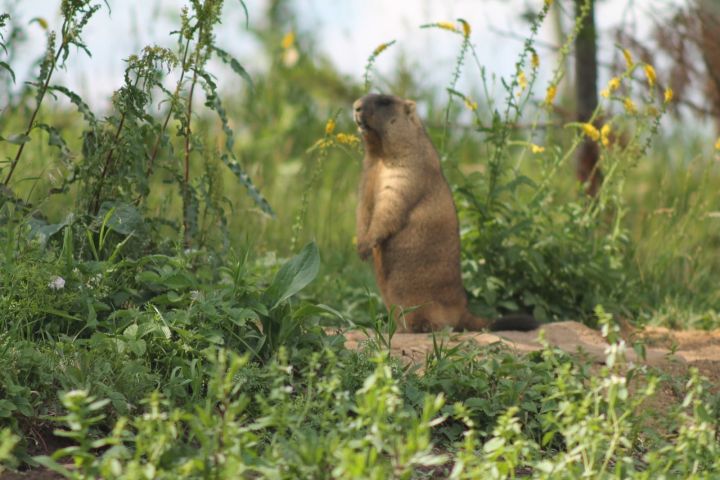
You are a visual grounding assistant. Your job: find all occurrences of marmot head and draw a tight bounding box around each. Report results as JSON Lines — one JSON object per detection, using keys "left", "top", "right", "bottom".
{"left": 353, "top": 94, "right": 422, "bottom": 157}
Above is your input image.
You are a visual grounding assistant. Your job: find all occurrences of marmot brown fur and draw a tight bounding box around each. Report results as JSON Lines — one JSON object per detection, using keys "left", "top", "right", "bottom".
{"left": 353, "top": 93, "right": 538, "bottom": 333}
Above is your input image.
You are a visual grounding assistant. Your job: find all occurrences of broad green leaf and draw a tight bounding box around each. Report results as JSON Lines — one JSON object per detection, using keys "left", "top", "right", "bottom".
{"left": 27, "top": 215, "right": 72, "bottom": 246}
{"left": 265, "top": 242, "right": 320, "bottom": 309}
{"left": 292, "top": 303, "right": 345, "bottom": 322}
{"left": 98, "top": 201, "right": 143, "bottom": 235}
{"left": 482, "top": 437, "right": 505, "bottom": 453}
{"left": 162, "top": 272, "right": 195, "bottom": 290}
{"left": 0, "top": 400, "right": 17, "bottom": 418}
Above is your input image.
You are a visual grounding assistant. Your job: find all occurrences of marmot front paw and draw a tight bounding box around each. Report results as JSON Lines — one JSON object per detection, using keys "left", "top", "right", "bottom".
{"left": 357, "top": 240, "right": 373, "bottom": 260}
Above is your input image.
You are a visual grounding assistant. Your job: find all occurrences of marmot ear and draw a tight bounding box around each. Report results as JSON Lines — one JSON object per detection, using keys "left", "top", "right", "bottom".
{"left": 404, "top": 100, "right": 416, "bottom": 115}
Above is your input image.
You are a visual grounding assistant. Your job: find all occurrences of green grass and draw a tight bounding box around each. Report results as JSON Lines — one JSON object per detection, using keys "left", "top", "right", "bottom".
{"left": 1, "top": 0, "right": 719, "bottom": 478}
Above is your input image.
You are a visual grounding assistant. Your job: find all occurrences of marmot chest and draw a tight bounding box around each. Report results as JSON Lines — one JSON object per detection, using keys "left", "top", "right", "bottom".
{"left": 363, "top": 162, "right": 413, "bottom": 210}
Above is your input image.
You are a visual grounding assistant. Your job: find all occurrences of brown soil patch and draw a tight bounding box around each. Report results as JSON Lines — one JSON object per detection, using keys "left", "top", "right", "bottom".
{"left": 344, "top": 321, "right": 720, "bottom": 387}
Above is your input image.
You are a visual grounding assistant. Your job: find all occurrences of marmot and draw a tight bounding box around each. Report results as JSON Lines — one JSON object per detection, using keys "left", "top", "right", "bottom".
{"left": 353, "top": 93, "right": 538, "bottom": 333}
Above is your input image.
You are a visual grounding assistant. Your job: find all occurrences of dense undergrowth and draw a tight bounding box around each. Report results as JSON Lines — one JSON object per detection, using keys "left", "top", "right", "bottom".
{"left": 1, "top": 0, "right": 719, "bottom": 477}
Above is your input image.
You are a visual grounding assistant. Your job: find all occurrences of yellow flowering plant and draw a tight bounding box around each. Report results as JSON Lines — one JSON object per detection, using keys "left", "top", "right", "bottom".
{"left": 459, "top": 19, "right": 471, "bottom": 38}
{"left": 664, "top": 88, "right": 674, "bottom": 104}
{"left": 581, "top": 123, "right": 601, "bottom": 141}
{"left": 601, "top": 124, "right": 612, "bottom": 147}
{"left": 436, "top": 21, "right": 458, "bottom": 33}
{"left": 281, "top": 31, "right": 295, "bottom": 50}
{"left": 545, "top": 85, "right": 557, "bottom": 106}
{"left": 464, "top": 98, "right": 478, "bottom": 111}
{"left": 325, "top": 118, "right": 336, "bottom": 136}
{"left": 643, "top": 64, "right": 656, "bottom": 89}
{"left": 622, "top": 48, "right": 634, "bottom": 69}
{"left": 623, "top": 97, "right": 637, "bottom": 114}
{"left": 363, "top": 40, "right": 396, "bottom": 91}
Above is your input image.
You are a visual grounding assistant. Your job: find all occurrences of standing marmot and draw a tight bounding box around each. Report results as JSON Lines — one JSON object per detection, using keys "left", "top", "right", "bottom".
{"left": 353, "top": 93, "right": 538, "bottom": 333}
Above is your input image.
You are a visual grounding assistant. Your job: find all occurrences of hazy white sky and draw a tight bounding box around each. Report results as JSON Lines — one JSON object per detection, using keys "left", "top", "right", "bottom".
{"left": 2, "top": 0, "right": 682, "bottom": 106}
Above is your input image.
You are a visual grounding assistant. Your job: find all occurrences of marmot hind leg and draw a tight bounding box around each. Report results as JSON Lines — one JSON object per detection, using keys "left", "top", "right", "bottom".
{"left": 391, "top": 303, "right": 463, "bottom": 333}
{"left": 391, "top": 308, "right": 430, "bottom": 333}
{"left": 459, "top": 310, "right": 492, "bottom": 331}
{"left": 459, "top": 311, "right": 538, "bottom": 332}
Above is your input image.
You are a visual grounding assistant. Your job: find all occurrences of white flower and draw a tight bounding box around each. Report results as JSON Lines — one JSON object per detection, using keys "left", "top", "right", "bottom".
{"left": 48, "top": 276, "right": 66, "bottom": 290}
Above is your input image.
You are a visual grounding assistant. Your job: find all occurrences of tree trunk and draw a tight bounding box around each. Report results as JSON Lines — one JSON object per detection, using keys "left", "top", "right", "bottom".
{"left": 575, "top": 0, "right": 602, "bottom": 197}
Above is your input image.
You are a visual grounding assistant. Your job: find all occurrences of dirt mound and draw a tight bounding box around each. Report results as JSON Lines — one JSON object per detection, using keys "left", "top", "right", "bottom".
{"left": 344, "top": 321, "right": 720, "bottom": 369}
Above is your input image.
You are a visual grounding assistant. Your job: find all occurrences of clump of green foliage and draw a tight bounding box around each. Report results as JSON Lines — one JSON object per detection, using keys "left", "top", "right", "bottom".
{"left": 9, "top": 318, "right": 720, "bottom": 479}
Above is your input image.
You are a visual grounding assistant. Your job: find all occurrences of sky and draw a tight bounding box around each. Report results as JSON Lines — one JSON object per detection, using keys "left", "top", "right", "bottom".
{"left": 2, "top": 0, "right": 683, "bottom": 107}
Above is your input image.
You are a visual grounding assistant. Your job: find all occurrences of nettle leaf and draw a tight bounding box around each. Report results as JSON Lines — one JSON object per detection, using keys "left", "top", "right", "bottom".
{"left": 212, "top": 46, "right": 253, "bottom": 90}
{"left": 198, "top": 70, "right": 274, "bottom": 217}
{"left": 265, "top": 242, "right": 320, "bottom": 309}
{"left": 47, "top": 85, "right": 96, "bottom": 125}
{"left": 35, "top": 123, "right": 71, "bottom": 160}
{"left": 27, "top": 214, "right": 73, "bottom": 246}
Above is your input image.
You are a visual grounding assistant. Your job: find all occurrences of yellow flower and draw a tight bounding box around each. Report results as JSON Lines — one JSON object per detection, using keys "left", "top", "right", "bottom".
{"left": 518, "top": 71, "right": 528, "bottom": 92}
{"left": 544, "top": 0, "right": 554, "bottom": 6}
{"left": 372, "top": 42, "right": 392, "bottom": 56}
{"left": 336, "top": 133, "right": 360, "bottom": 146}
{"left": 715, "top": 138, "right": 720, "bottom": 151}
{"left": 530, "top": 144, "right": 545, "bottom": 154}
{"left": 664, "top": 87, "right": 674, "bottom": 104}
{"left": 581, "top": 123, "right": 600, "bottom": 141}
{"left": 643, "top": 64, "right": 656, "bottom": 88}
{"left": 545, "top": 85, "right": 557, "bottom": 105}
{"left": 622, "top": 48, "right": 634, "bottom": 68}
{"left": 531, "top": 52, "right": 540, "bottom": 69}
{"left": 459, "top": 19, "right": 471, "bottom": 37}
{"left": 600, "top": 124, "right": 611, "bottom": 147}
{"left": 623, "top": 97, "right": 637, "bottom": 114}
{"left": 608, "top": 77, "right": 621, "bottom": 92}
{"left": 601, "top": 78, "right": 620, "bottom": 99}
{"left": 325, "top": 119, "right": 336, "bottom": 136}
{"left": 437, "top": 21, "right": 458, "bottom": 32}
{"left": 281, "top": 31, "right": 295, "bottom": 50}
{"left": 464, "top": 98, "right": 478, "bottom": 111}
{"left": 309, "top": 138, "right": 332, "bottom": 152}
